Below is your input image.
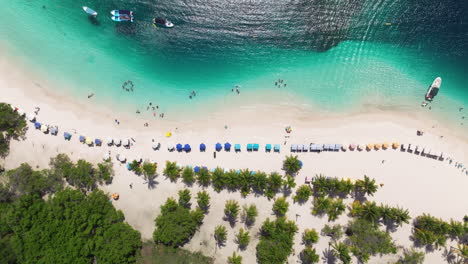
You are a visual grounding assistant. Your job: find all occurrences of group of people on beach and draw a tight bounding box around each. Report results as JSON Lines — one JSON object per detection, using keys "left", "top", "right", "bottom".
{"left": 275, "top": 79, "right": 287, "bottom": 88}
{"left": 189, "top": 90, "right": 197, "bottom": 99}
{"left": 231, "top": 85, "right": 240, "bottom": 94}
{"left": 122, "top": 80, "right": 134, "bottom": 92}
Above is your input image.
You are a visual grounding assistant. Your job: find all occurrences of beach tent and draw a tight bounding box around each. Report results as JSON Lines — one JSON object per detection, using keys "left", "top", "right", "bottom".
{"left": 341, "top": 144, "right": 348, "bottom": 151}
{"left": 253, "top": 144, "right": 259, "bottom": 151}
{"left": 103, "top": 153, "right": 110, "bottom": 161}
{"left": 184, "top": 144, "right": 191, "bottom": 152}
{"left": 34, "top": 122, "right": 41, "bottom": 129}
{"left": 392, "top": 142, "right": 399, "bottom": 149}
{"left": 291, "top": 144, "right": 298, "bottom": 152}
{"left": 383, "top": 142, "right": 390, "bottom": 150}
{"left": 400, "top": 144, "right": 406, "bottom": 151}
{"left": 115, "top": 139, "right": 122, "bottom": 146}
{"left": 349, "top": 144, "right": 356, "bottom": 151}
{"left": 215, "top": 143, "right": 222, "bottom": 151}
{"left": 95, "top": 139, "right": 102, "bottom": 146}
{"left": 85, "top": 137, "right": 93, "bottom": 145}
{"left": 123, "top": 139, "right": 130, "bottom": 147}
{"left": 41, "top": 125, "right": 48, "bottom": 133}
{"left": 165, "top": 132, "right": 172, "bottom": 137}
{"left": 357, "top": 144, "right": 363, "bottom": 151}
{"left": 235, "top": 144, "right": 241, "bottom": 152}
{"left": 200, "top": 143, "right": 206, "bottom": 152}
{"left": 79, "top": 136, "right": 86, "bottom": 143}
{"left": 374, "top": 144, "right": 381, "bottom": 150}
{"left": 366, "top": 144, "right": 373, "bottom": 150}
{"left": 63, "top": 132, "right": 72, "bottom": 140}
{"left": 107, "top": 138, "right": 114, "bottom": 146}
{"left": 247, "top": 144, "right": 253, "bottom": 151}
{"left": 176, "top": 143, "right": 183, "bottom": 152}
{"left": 27, "top": 113, "right": 36, "bottom": 122}
{"left": 274, "top": 144, "right": 280, "bottom": 152}
{"left": 265, "top": 144, "right": 272, "bottom": 152}
{"left": 50, "top": 127, "right": 58, "bottom": 135}
{"left": 194, "top": 166, "right": 200, "bottom": 173}
{"left": 224, "top": 142, "right": 231, "bottom": 151}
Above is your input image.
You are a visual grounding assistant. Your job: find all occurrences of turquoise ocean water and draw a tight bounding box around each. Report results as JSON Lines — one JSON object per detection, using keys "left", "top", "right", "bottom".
{"left": 2, "top": 0, "right": 467, "bottom": 125}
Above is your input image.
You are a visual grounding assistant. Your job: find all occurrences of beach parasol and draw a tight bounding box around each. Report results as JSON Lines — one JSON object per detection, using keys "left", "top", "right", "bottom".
{"left": 63, "top": 132, "right": 72, "bottom": 140}
{"left": 341, "top": 144, "right": 348, "bottom": 151}
{"left": 224, "top": 142, "right": 231, "bottom": 151}
{"left": 103, "top": 153, "right": 110, "bottom": 161}
{"left": 165, "top": 132, "right": 172, "bottom": 137}
{"left": 392, "top": 142, "right": 399, "bottom": 149}
{"left": 112, "top": 193, "right": 119, "bottom": 200}
{"left": 95, "top": 139, "right": 102, "bottom": 146}
{"left": 176, "top": 143, "right": 183, "bottom": 152}
{"left": 357, "top": 144, "right": 363, "bottom": 151}
{"left": 152, "top": 143, "right": 160, "bottom": 150}
{"left": 107, "top": 138, "right": 114, "bottom": 146}
{"left": 374, "top": 144, "right": 381, "bottom": 150}
{"left": 50, "top": 127, "right": 58, "bottom": 135}
{"left": 85, "top": 137, "right": 93, "bottom": 145}
{"left": 79, "top": 135, "right": 85, "bottom": 142}
{"left": 349, "top": 144, "right": 356, "bottom": 150}
{"left": 194, "top": 166, "right": 200, "bottom": 173}
{"left": 200, "top": 143, "right": 206, "bottom": 152}
{"left": 114, "top": 139, "right": 122, "bottom": 146}
{"left": 184, "top": 144, "right": 191, "bottom": 152}
{"left": 27, "top": 113, "right": 36, "bottom": 122}
{"left": 382, "top": 142, "right": 390, "bottom": 150}
{"left": 215, "top": 143, "right": 222, "bottom": 151}
{"left": 41, "top": 124, "right": 48, "bottom": 133}
{"left": 123, "top": 139, "right": 130, "bottom": 147}
{"left": 34, "top": 122, "right": 41, "bottom": 129}
{"left": 167, "top": 142, "right": 175, "bottom": 151}
{"left": 366, "top": 144, "right": 373, "bottom": 150}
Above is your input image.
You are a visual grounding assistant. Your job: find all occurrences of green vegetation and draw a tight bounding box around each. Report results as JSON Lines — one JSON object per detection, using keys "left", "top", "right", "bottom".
{"left": 349, "top": 201, "right": 411, "bottom": 227}
{"left": 242, "top": 204, "right": 258, "bottom": 226}
{"left": 411, "top": 213, "right": 460, "bottom": 248}
{"left": 130, "top": 160, "right": 143, "bottom": 175}
{"left": 196, "top": 191, "right": 210, "bottom": 212}
{"left": 178, "top": 189, "right": 191, "bottom": 208}
{"left": 354, "top": 175, "right": 378, "bottom": 197}
{"left": 256, "top": 217, "right": 298, "bottom": 264}
{"left": 140, "top": 243, "right": 214, "bottom": 264}
{"left": 196, "top": 167, "right": 211, "bottom": 186}
{"left": 345, "top": 219, "right": 397, "bottom": 263}
{"left": 272, "top": 196, "right": 289, "bottom": 216}
{"left": 331, "top": 242, "right": 352, "bottom": 264}
{"left": 312, "top": 175, "right": 378, "bottom": 198}
{"left": 182, "top": 166, "right": 195, "bottom": 185}
{"left": 321, "top": 224, "right": 343, "bottom": 242}
{"left": 252, "top": 171, "right": 268, "bottom": 194}
{"left": 235, "top": 228, "right": 250, "bottom": 249}
{"left": 163, "top": 161, "right": 180, "bottom": 182}
{"left": 303, "top": 229, "right": 319, "bottom": 245}
{"left": 265, "top": 172, "right": 283, "bottom": 199}
{"left": 312, "top": 196, "right": 346, "bottom": 221}
{"left": 238, "top": 169, "right": 253, "bottom": 196}
{"left": 214, "top": 225, "right": 227, "bottom": 247}
{"left": 224, "top": 200, "right": 240, "bottom": 225}
{"left": 7, "top": 163, "right": 63, "bottom": 197}
{"left": 283, "top": 155, "right": 302, "bottom": 175}
{"left": 227, "top": 251, "right": 242, "bottom": 264}
{"left": 294, "top": 184, "right": 313, "bottom": 203}
{"left": 282, "top": 174, "right": 296, "bottom": 191}
{"left": 0, "top": 103, "right": 27, "bottom": 157}
{"left": 142, "top": 161, "right": 157, "bottom": 187}
{"left": 153, "top": 195, "right": 204, "bottom": 247}
{"left": 300, "top": 247, "right": 320, "bottom": 264}
{"left": 395, "top": 247, "right": 425, "bottom": 264}
{"left": 212, "top": 167, "right": 227, "bottom": 191}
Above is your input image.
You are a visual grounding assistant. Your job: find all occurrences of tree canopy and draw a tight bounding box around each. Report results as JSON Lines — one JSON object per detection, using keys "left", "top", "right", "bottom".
{"left": 0, "top": 103, "right": 27, "bottom": 157}
{"left": 256, "top": 217, "right": 298, "bottom": 264}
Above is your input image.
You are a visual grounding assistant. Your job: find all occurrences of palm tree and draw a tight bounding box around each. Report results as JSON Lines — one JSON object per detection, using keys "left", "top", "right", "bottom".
{"left": 227, "top": 251, "right": 242, "bottom": 264}
{"left": 266, "top": 172, "right": 283, "bottom": 199}
{"left": 163, "top": 161, "right": 180, "bottom": 182}
{"left": 321, "top": 224, "right": 343, "bottom": 242}
{"left": 312, "top": 196, "right": 332, "bottom": 216}
{"left": 300, "top": 246, "right": 320, "bottom": 264}
{"left": 312, "top": 174, "right": 330, "bottom": 196}
{"left": 196, "top": 167, "right": 211, "bottom": 186}
{"left": 178, "top": 189, "right": 191, "bottom": 208}
{"left": 328, "top": 199, "right": 346, "bottom": 221}
{"left": 293, "top": 185, "right": 313, "bottom": 203}
{"left": 251, "top": 171, "right": 268, "bottom": 194}
{"left": 196, "top": 191, "right": 210, "bottom": 213}
{"left": 397, "top": 247, "right": 425, "bottom": 264}
{"left": 242, "top": 204, "right": 258, "bottom": 226}
{"left": 348, "top": 200, "right": 364, "bottom": 217}
{"left": 214, "top": 225, "right": 227, "bottom": 247}
{"left": 235, "top": 228, "right": 250, "bottom": 249}
{"left": 225, "top": 170, "right": 240, "bottom": 190}
{"left": 211, "top": 167, "right": 227, "bottom": 192}
{"left": 224, "top": 200, "right": 240, "bottom": 225}
{"left": 303, "top": 229, "right": 319, "bottom": 245}
{"left": 142, "top": 161, "right": 157, "bottom": 188}
{"left": 283, "top": 155, "right": 302, "bottom": 175}
{"left": 238, "top": 169, "right": 253, "bottom": 196}
{"left": 355, "top": 175, "right": 378, "bottom": 197}
{"left": 361, "top": 201, "right": 381, "bottom": 223}
{"left": 272, "top": 197, "right": 289, "bottom": 216}
{"left": 283, "top": 174, "right": 297, "bottom": 191}
{"left": 181, "top": 166, "right": 195, "bottom": 185}
{"left": 332, "top": 242, "right": 351, "bottom": 264}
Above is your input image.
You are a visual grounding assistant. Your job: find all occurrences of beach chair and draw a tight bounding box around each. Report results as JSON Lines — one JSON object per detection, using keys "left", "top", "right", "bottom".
{"left": 274, "top": 144, "right": 280, "bottom": 152}
{"left": 291, "top": 144, "right": 297, "bottom": 152}
{"left": 200, "top": 143, "right": 206, "bottom": 152}
{"left": 253, "top": 144, "right": 259, "bottom": 151}
{"left": 215, "top": 143, "right": 222, "bottom": 151}
{"left": 400, "top": 144, "right": 406, "bottom": 151}
{"left": 296, "top": 144, "right": 302, "bottom": 152}
{"left": 335, "top": 144, "right": 342, "bottom": 151}
{"left": 302, "top": 144, "right": 308, "bottom": 152}
{"left": 247, "top": 144, "right": 253, "bottom": 151}
{"left": 235, "top": 144, "right": 241, "bottom": 152}
{"left": 317, "top": 144, "right": 324, "bottom": 152}
{"left": 265, "top": 144, "right": 272, "bottom": 152}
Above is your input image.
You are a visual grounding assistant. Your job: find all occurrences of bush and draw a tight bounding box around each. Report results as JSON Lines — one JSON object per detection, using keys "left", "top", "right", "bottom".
{"left": 196, "top": 167, "right": 211, "bottom": 186}
{"left": 294, "top": 185, "right": 312, "bottom": 203}
{"left": 396, "top": 248, "right": 425, "bottom": 264}
{"left": 300, "top": 247, "right": 319, "bottom": 264}
{"left": 178, "top": 189, "right": 191, "bottom": 208}
{"left": 235, "top": 228, "right": 250, "bottom": 249}
{"left": 242, "top": 204, "right": 258, "bottom": 226}
{"left": 181, "top": 167, "right": 195, "bottom": 185}
{"left": 163, "top": 161, "right": 180, "bottom": 182}
{"left": 153, "top": 197, "right": 204, "bottom": 247}
{"left": 96, "top": 162, "right": 114, "bottom": 184}
{"left": 312, "top": 197, "right": 345, "bottom": 221}
{"left": 224, "top": 200, "right": 240, "bottom": 224}
{"left": 214, "top": 225, "right": 227, "bottom": 246}
{"left": 321, "top": 224, "right": 343, "bottom": 242}
{"left": 196, "top": 191, "right": 210, "bottom": 213}
{"left": 302, "top": 229, "right": 319, "bottom": 245}
{"left": 0, "top": 103, "right": 27, "bottom": 157}
{"left": 273, "top": 197, "right": 289, "bottom": 216}
{"left": 283, "top": 155, "right": 302, "bottom": 175}
{"left": 331, "top": 242, "right": 351, "bottom": 264}
{"left": 312, "top": 175, "right": 355, "bottom": 197}
{"left": 256, "top": 217, "right": 298, "bottom": 264}
{"left": 227, "top": 251, "right": 242, "bottom": 264}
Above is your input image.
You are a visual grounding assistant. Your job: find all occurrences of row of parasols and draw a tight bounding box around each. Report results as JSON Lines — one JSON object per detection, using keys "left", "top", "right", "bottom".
{"left": 291, "top": 142, "right": 401, "bottom": 152}
{"left": 169, "top": 143, "right": 282, "bottom": 152}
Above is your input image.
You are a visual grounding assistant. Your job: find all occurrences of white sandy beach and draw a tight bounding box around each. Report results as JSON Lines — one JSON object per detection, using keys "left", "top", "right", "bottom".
{"left": 1, "top": 54, "right": 468, "bottom": 264}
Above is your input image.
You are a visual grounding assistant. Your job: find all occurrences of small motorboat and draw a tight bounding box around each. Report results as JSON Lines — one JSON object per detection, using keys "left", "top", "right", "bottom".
{"left": 425, "top": 77, "right": 442, "bottom": 101}
{"left": 110, "top": 10, "right": 133, "bottom": 16}
{"left": 111, "top": 15, "right": 134, "bottom": 22}
{"left": 153, "top": 18, "right": 174, "bottom": 28}
{"left": 82, "top": 6, "right": 98, "bottom": 16}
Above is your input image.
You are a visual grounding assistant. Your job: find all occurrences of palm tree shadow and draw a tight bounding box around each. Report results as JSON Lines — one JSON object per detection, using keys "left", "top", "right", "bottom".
{"left": 281, "top": 187, "right": 293, "bottom": 197}
{"left": 145, "top": 179, "right": 159, "bottom": 189}
{"left": 322, "top": 248, "right": 337, "bottom": 264}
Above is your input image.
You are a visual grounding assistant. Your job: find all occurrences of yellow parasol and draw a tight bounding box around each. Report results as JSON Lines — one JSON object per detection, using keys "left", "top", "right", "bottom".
{"left": 112, "top": 193, "right": 119, "bottom": 200}
{"left": 374, "top": 143, "right": 381, "bottom": 150}
{"left": 392, "top": 142, "right": 399, "bottom": 149}
{"left": 366, "top": 144, "right": 374, "bottom": 150}
{"left": 85, "top": 137, "right": 93, "bottom": 145}
{"left": 40, "top": 124, "right": 48, "bottom": 133}
{"left": 382, "top": 142, "right": 390, "bottom": 149}
{"left": 165, "top": 132, "right": 172, "bottom": 137}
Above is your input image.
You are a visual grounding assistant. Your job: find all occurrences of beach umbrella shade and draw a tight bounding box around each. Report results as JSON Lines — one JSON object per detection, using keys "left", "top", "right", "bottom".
{"left": 215, "top": 143, "right": 222, "bottom": 151}
{"left": 235, "top": 144, "right": 241, "bottom": 151}
{"left": 103, "top": 153, "right": 110, "bottom": 161}
{"left": 200, "top": 143, "right": 206, "bottom": 151}
{"left": 165, "top": 132, "right": 172, "bottom": 137}
{"left": 152, "top": 143, "right": 160, "bottom": 150}
{"left": 184, "top": 144, "right": 191, "bottom": 152}
{"left": 392, "top": 142, "right": 399, "bottom": 149}
{"left": 176, "top": 143, "right": 183, "bottom": 152}
{"left": 118, "top": 154, "right": 126, "bottom": 162}
{"left": 115, "top": 139, "right": 122, "bottom": 146}
{"left": 107, "top": 138, "right": 114, "bottom": 145}
{"left": 34, "top": 122, "right": 41, "bottom": 129}
{"left": 167, "top": 142, "right": 175, "bottom": 151}
{"left": 374, "top": 144, "right": 381, "bottom": 150}
{"left": 63, "top": 132, "right": 72, "bottom": 140}
{"left": 123, "top": 139, "right": 130, "bottom": 147}
{"left": 95, "top": 139, "right": 102, "bottom": 146}
{"left": 247, "top": 144, "right": 253, "bottom": 151}
{"left": 79, "top": 136, "right": 86, "bottom": 142}
{"left": 224, "top": 142, "right": 231, "bottom": 151}
{"left": 27, "top": 113, "right": 36, "bottom": 122}
{"left": 341, "top": 144, "right": 348, "bottom": 151}
{"left": 274, "top": 144, "right": 280, "bottom": 152}
{"left": 85, "top": 137, "right": 93, "bottom": 145}
{"left": 194, "top": 166, "right": 200, "bottom": 173}
{"left": 366, "top": 144, "right": 373, "bottom": 150}
{"left": 50, "top": 127, "right": 58, "bottom": 135}
{"left": 253, "top": 144, "right": 259, "bottom": 151}
{"left": 382, "top": 142, "right": 390, "bottom": 150}
{"left": 266, "top": 144, "right": 272, "bottom": 151}
{"left": 41, "top": 125, "right": 48, "bottom": 133}
{"left": 349, "top": 144, "right": 356, "bottom": 150}
{"left": 357, "top": 144, "right": 363, "bottom": 151}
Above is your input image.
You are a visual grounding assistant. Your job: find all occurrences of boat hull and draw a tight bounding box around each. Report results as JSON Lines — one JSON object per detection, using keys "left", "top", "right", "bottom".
{"left": 82, "top": 6, "right": 97, "bottom": 16}
{"left": 425, "top": 77, "right": 442, "bottom": 101}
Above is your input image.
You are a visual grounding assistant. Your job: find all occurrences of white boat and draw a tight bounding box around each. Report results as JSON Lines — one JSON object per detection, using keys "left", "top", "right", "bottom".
{"left": 425, "top": 77, "right": 442, "bottom": 101}
{"left": 82, "top": 6, "right": 98, "bottom": 16}
{"left": 153, "top": 18, "right": 174, "bottom": 28}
